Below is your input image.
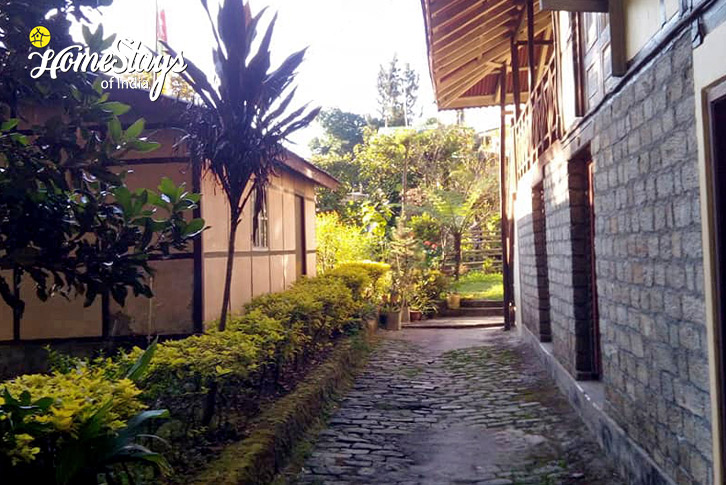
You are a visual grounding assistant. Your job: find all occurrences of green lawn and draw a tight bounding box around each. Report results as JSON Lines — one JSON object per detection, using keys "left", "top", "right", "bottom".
{"left": 449, "top": 272, "right": 504, "bottom": 300}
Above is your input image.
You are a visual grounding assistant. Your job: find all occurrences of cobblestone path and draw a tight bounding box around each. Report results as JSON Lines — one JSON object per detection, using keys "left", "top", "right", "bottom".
{"left": 297, "top": 328, "right": 623, "bottom": 485}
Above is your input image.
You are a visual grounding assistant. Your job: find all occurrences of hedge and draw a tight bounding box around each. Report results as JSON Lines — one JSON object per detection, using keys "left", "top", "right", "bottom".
{"left": 0, "top": 260, "right": 390, "bottom": 483}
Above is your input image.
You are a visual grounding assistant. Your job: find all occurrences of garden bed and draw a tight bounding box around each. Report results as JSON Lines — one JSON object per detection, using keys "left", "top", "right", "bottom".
{"left": 192, "top": 334, "right": 372, "bottom": 484}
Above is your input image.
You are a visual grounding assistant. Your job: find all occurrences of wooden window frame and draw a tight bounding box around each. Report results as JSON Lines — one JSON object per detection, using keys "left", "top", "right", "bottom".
{"left": 252, "top": 190, "right": 269, "bottom": 249}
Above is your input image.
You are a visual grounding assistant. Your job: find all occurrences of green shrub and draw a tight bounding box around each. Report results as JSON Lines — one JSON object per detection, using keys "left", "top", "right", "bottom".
{"left": 0, "top": 350, "right": 170, "bottom": 484}
{"left": 332, "top": 261, "right": 391, "bottom": 304}
{"left": 316, "top": 212, "right": 374, "bottom": 273}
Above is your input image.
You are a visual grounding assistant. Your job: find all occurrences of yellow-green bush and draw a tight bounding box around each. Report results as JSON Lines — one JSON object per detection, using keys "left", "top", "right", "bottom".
{"left": 0, "top": 367, "right": 148, "bottom": 481}
{"left": 332, "top": 261, "right": 391, "bottom": 304}
{"left": 0, "top": 261, "right": 388, "bottom": 478}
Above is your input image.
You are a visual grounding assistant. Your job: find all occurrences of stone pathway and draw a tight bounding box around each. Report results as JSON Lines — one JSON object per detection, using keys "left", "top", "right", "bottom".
{"left": 297, "top": 328, "right": 623, "bottom": 485}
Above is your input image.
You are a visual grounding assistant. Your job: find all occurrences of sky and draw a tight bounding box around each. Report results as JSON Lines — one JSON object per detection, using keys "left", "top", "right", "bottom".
{"left": 72, "top": 0, "right": 499, "bottom": 157}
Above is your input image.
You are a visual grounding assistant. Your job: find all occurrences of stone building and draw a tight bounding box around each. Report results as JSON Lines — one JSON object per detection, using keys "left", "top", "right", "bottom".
{"left": 0, "top": 88, "right": 338, "bottom": 375}
{"left": 422, "top": 0, "right": 726, "bottom": 483}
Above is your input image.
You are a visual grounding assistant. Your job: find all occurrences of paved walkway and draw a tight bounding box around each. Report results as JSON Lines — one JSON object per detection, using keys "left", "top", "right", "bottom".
{"left": 297, "top": 328, "right": 623, "bottom": 485}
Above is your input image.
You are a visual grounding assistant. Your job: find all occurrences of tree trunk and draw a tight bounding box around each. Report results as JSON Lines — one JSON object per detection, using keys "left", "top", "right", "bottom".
{"left": 218, "top": 216, "right": 239, "bottom": 331}
{"left": 453, "top": 232, "right": 462, "bottom": 281}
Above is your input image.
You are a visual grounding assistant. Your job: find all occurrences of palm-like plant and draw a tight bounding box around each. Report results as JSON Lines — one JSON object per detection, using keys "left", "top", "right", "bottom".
{"left": 164, "top": 0, "right": 319, "bottom": 330}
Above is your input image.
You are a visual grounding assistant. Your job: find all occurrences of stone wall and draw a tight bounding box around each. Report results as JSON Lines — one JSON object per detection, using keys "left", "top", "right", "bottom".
{"left": 514, "top": 28, "right": 711, "bottom": 485}
{"left": 590, "top": 31, "right": 711, "bottom": 484}
{"left": 515, "top": 175, "right": 550, "bottom": 341}
{"left": 543, "top": 155, "right": 579, "bottom": 375}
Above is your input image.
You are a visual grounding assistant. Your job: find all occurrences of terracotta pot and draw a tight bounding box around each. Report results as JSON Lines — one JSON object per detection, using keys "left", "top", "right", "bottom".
{"left": 447, "top": 294, "right": 461, "bottom": 309}
{"left": 410, "top": 310, "right": 422, "bottom": 321}
{"left": 386, "top": 311, "right": 402, "bottom": 331}
{"left": 400, "top": 305, "right": 410, "bottom": 323}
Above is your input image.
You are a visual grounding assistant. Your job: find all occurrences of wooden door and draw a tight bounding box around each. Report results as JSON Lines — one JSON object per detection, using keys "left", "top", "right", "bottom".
{"left": 587, "top": 159, "right": 601, "bottom": 377}
{"left": 709, "top": 82, "right": 726, "bottom": 473}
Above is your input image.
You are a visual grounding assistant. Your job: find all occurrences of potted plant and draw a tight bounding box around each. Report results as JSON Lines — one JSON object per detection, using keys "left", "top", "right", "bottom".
{"left": 447, "top": 292, "right": 461, "bottom": 309}
{"left": 382, "top": 303, "right": 402, "bottom": 331}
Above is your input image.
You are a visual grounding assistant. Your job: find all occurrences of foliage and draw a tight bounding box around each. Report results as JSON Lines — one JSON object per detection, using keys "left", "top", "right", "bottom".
{"left": 449, "top": 272, "right": 504, "bottom": 300}
{"left": 310, "top": 108, "right": 367, "bottom": 156}
{"left": 388, "top": 225, "right": 423, "bottom": 309}
{"left": 376, "top": 55, "right": 419, "bottom": 127}
{"left": 316, "top": 212, "right": 374, "bottom": 273}
{"left": 0, "top": 344, "right": 170, "bottom": 484}
{"left": 411, "top": 269, "right": 448, "bottom": 315}
{"left": 0, "top": 1, "right": 203, "bottom": 316}
{"left": 191, "top": 335, "right": 370, "bottom": 485}
{"left": 164, "top": 0, "right": 319, "bottom": 330}
{"left": 331, "top": 261, "right": 391, "bottom": 305}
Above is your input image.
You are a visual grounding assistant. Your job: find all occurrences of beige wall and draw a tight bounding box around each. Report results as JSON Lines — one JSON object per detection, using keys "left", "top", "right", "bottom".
{"left": 693, "top": 21, "right": 726, "bottom": 485}
{"left": 110, "top": 259, "right": 195, "bottom": 337}
{"left": 624, "top": 0, "right": 679, "bottom": 60}
{"left": 0, "top": 127, "right": 198, "bottom": 342}
{"left": 201, "top": 168, "right": 319, "bottom": 320}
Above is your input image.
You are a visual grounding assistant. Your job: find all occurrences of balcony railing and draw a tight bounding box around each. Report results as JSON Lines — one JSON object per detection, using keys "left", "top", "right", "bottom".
{"left": 514, "top": 55, "right": 561, "bottom": 180}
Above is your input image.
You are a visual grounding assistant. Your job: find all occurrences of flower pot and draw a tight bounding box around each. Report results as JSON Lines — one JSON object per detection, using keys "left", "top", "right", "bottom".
{"left": 386, "top": 311, "right": 402, "bottom": 331}
{"left": 447, "top": 294, "right": 461, "bottom": 310}
{"left": 410, "top": 310, "right": 422, "bottom": 321}
{"left": 400, "top": 305, "right": 410, "bottom": 323}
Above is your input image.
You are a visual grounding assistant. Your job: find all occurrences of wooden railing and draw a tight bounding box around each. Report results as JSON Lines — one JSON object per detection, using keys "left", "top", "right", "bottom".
{"left": 514, "top": 55, "right": 562, "bottom": 180}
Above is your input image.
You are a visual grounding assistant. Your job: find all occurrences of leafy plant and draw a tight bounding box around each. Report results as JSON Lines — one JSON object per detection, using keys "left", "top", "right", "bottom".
{"left": 163, "top": 0, "right": 319, "bottom": 330}
{"left": 316, "top": 212, "right": 374, "bottom": 273}
{"left": 0, "top": 1, "right": 204, "bottom": 318}
{"left": 0, "top": 344, "right": 170, "bottom": 484}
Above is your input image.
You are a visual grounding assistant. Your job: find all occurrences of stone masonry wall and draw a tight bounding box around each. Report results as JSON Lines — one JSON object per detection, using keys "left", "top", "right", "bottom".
{"left": 543, "top": 156, "right": 579, "bottom": 376}
{"left": 591, "top": 31, "right": 711, "bottom": 484}
{"left": 516, "top": 176, "right": 551, "bottom": 341}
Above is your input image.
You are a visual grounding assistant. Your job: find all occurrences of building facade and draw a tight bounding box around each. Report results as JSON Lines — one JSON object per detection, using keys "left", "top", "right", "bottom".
{"left": 0, "top": 89, "right": 337, "bottom": 375}
{"left": 422, "top": 1, "right": 726, "bottom": 483}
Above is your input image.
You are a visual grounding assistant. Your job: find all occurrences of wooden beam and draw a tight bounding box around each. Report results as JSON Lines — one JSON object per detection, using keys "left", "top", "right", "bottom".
{"left": 439, "top": 38, "right": 513, "bottom": 102}
{"left": 498, "top": 64, "right": 512, "bottom": 331}
{"left": 511, "top": 40, "right": 522, "bottom": 118}
{"left": 444, "top": 91, "right": 530, "bottom": 109}
{"left": 515, "top": 39, "right": 554, "bottom": 45}
{"left": 609, "top": 0, "right": 627, "bottom": 76}
{"left": 436, "top": 31, "right": 510, "bottom": 77}
{"left": 433, "top": 1, "right": 519, "bottom": 53}
{"left": 433, "top": 0, "right": 487, "bottom": 30}
{"left": 539, "top": 0, "right": 608, "bottom": 12}
{"left": 527, "top": 0, "right": 537, "bottom": 92}
{"left": 434, "top": 0, "right": 513, "bottom": 42}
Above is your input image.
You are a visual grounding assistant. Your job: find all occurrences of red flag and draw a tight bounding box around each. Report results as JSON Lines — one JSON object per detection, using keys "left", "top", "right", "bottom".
{"left": 156, "top": 3, "right": 168, "bottom": 45}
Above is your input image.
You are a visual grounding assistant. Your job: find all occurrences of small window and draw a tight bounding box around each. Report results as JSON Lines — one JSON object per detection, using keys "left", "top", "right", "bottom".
{"left": 252, "top": 190, "right": 269, "bottom": 248}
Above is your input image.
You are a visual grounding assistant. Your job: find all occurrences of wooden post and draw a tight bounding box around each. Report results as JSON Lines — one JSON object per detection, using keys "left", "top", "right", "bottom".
{"left": 526, "top": 0, "right": 537, "bottom": 91}
{"left": 511, "top": 39, "right": 521, "bottom": 119}
{"left": 499, "top": 65, "right": 512, "bottom": 331}
{"left": 12, "top": 269, "right": 20, "bottom": 341}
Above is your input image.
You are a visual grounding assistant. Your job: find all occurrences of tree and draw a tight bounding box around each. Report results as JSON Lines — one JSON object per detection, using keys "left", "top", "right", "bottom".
{"left": 423, "top": 153, "right": 499, "bottom": 280}
{"left": 376, "top": 56, "right": 419, "bottom": 127}
{"left": 0, "top": 1, "right": 203, "bottom": 318}
{"left": 377, "top": 55, "right": 404, "bottom": 127}
{"left": 401, "top": 63, "right": 419, "bottom": 126}
{"left": 310, "top": 108, "right": 367, "bottom": 156}
{"left": 164, "top": 0, "right": 319, "bottom": 331}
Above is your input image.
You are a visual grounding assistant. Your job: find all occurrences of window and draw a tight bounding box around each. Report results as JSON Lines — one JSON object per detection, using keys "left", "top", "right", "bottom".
{"left": 252, "top": 190, "right": 269, "bottom": 248}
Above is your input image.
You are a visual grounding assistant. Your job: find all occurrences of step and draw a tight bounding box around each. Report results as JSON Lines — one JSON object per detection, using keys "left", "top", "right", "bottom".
{"left": 460, "top": 299, "right": 503, "bottom": 309}
{"left": 439, "top": 306, "right": 503, "bottom": 318}
{"left": 403, "top": 316, "right": 504, "bottom": 329}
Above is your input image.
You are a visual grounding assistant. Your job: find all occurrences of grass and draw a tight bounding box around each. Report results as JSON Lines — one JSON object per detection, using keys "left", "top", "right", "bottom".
{"left": 449, "top": 271, "right": 504, "bottom": 300}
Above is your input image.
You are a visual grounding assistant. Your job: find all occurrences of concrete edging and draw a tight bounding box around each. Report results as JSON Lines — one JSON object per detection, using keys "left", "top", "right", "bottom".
{"left": 521, "top": 326, "right": 677, "bottom": 485}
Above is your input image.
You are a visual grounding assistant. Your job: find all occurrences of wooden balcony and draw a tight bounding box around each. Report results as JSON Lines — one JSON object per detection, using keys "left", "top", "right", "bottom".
{"left": 514, "top": 55, "right": 561, "bottom": 180}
